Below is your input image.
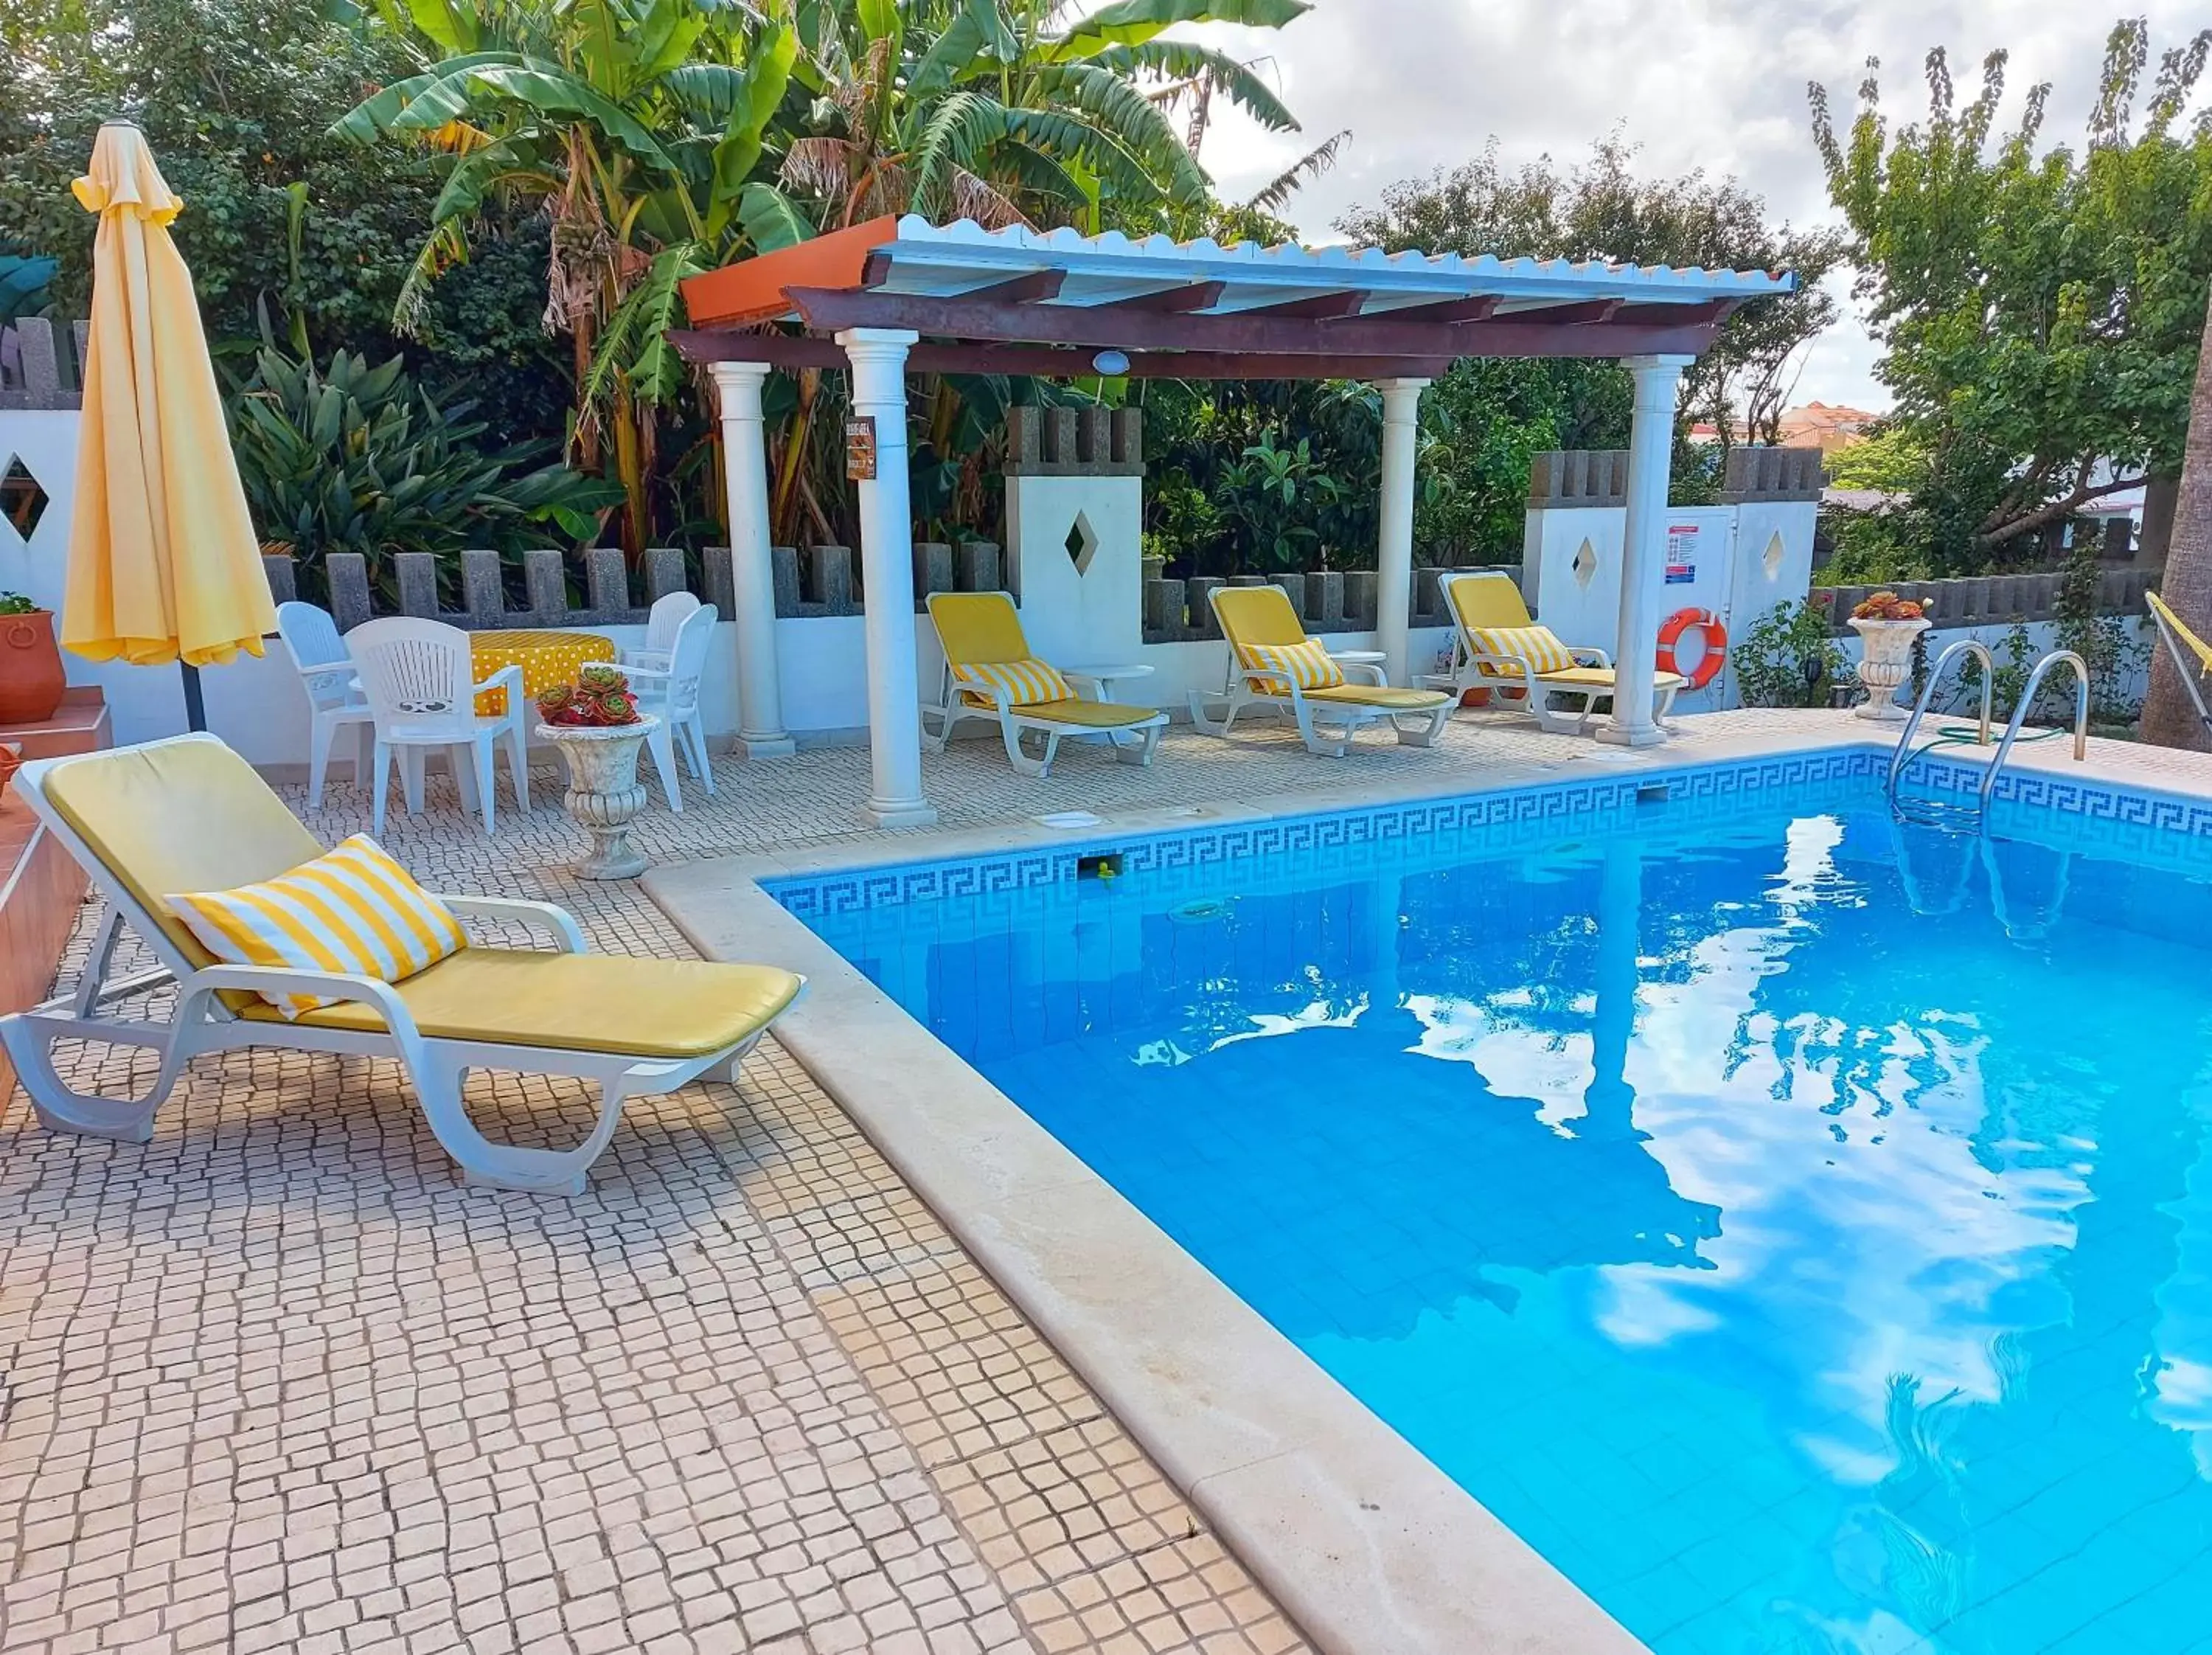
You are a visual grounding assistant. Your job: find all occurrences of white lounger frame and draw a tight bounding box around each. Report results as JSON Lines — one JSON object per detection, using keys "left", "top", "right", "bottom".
{"left": 1425, "top": 572, "right": 1680, "bottom": 737}
{"left": 922, "top": 670, "right": 1166, "bottom": 779}
{"left": 0, "top": 742, "right": 798, "bottom": 1196}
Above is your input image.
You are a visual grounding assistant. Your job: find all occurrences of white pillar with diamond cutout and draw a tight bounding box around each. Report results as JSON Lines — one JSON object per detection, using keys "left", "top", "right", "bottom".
{"left": 838, "top": 327, "right": 937, "bottom": 828}
{"left": 1598, "top": 354, "right": 1691, "bottom": 748}
{"left": 0, "top": 412, "right": 77, "bottom": 616}
{"left": 709, "top": 361, "right": 794, "bottom": 758}
{"left": 1374, "top": 378, "right": 1428, "bottom": 687}
{"left": 1002, "top": 406, "right": 1145, "bottom": 664}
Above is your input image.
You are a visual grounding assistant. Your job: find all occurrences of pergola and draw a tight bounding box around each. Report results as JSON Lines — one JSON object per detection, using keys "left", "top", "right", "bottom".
{"left": 675, "top": 215, "right": 1794, "bottom": 828}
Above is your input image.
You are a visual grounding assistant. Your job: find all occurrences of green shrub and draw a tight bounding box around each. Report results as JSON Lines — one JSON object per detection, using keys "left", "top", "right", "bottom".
{"left": 228, "top": 347, "right": 621, "bottom": 604}
{"left": 1732, "top": 597, "right": 1847, "bottom": 707}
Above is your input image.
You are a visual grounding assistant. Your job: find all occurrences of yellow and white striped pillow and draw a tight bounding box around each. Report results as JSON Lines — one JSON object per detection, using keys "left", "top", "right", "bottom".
{"left": 1470, "top": 624, "right": 1578, "bottom": 677}
{"left": 168, "top": 836, "right": 467, "bottom": 1019}
{"left": 954, "top": 657, "right": 1071, "bottom": 707}
{"left": 1238, "top": 638, "right": 1346, "bottom": 693}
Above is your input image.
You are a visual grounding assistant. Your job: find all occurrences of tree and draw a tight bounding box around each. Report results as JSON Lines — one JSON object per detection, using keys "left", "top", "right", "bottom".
{"left": 1810, "top": 21, "right": 2212, "bottom": 571}
{"left": 2140, "top": 288, "right": 2212, "bottom": 748}
{"left": 1335, "top": 136, "right": 1846, "bottom": 447}
{"left": 334, "top": 0, "right": 810, "bottom": 553}
{"left": 0, "top": 0, "right": 566, "bottom": 447}
{"left": 772, "top": 0, "right": 1308, "bottom": 232}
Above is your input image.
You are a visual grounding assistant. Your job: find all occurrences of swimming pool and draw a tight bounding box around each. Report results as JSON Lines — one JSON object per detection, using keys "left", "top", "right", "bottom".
{"left": 773, "top": 754, "right": 2212, "bottom": 1654}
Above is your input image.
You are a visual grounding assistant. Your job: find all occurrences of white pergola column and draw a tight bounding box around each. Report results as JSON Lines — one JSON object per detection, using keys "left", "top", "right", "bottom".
{"left": 1373, "top": 378, "right": 1429, "bottom": 686}
{"left": 709, "top": 361, "right": 794, "bottom": 758}
{"left": 838, "top": 327, "right": 937, "bottom": 829}
{"left": 1597, "top": 354, "right": 1691, "bottom": 749}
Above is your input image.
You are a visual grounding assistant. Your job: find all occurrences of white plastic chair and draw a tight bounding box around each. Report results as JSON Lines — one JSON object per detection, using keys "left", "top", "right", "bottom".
{"left": 274, "top": 600, "right": 375, "bottom": 808}
{"left": 348, "top": 617, "right": 530, "bottom": 837}
{"left": 628, "top": 602, "right": 717, "bottom": 811}
{"left": 620, "top": 591, "right": 703, "bottom": 679}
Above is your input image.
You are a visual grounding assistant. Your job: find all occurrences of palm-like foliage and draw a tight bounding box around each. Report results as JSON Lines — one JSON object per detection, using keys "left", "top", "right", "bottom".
{"left": 776, "top": 0, "right": 1309, "bottom": 230}
{"left": 333, "top": 0, "right": 809, "bottom": 549}
{"left": 333, "top": 0, "right": 1316, "bottom": 552}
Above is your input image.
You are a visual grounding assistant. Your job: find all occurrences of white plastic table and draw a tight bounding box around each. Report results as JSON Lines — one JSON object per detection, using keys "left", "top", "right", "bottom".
{"left": 1061, "top": 663, "right": 1155, "bottom": 703}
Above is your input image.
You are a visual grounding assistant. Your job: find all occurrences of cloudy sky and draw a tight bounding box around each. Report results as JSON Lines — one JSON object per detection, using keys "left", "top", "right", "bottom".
{"left": 1183, "top": 1, "right": 2208, "bottom": 413}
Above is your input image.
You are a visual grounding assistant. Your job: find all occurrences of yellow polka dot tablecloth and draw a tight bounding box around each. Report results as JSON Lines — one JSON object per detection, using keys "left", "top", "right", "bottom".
{"left": 470, "top": 631, "right": 617, "bottom": 718}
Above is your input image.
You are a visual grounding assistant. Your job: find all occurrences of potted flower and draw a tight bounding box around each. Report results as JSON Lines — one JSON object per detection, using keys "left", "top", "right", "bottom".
{"left": 1846, "top": 591, "right": 1930, "bottom": 722}
{"left": 535, "top": 665, "right": 659, "bottom": 879}
{"left": 0, "top": 591, "right": 66, "bottom": 726}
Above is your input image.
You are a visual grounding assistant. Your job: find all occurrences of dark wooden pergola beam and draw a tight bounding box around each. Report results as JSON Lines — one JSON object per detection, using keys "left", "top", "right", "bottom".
{"left": 1343, "top": 294, "right": 1500, "bottom": 325}
{"left": 772, "top": 285, "right": 1729, "bottom": 360}
{"left": 1227, "top": 289, "right": 1371, "bottom": 319}
{"left": 949, "top": 268, "right": 1068, "bottom": 304}
{"left": 668, "top": 330, "right": 1455, "bottom": 381}
{"left": 1501, "top": 297, "right": 1624, "bottom": 326}
{"left": 1094, "top": 281, "right": 1229, "bottom": 313}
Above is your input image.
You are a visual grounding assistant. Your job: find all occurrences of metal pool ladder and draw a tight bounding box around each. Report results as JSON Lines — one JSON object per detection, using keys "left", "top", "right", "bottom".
{"left": 1885, "top": 642, "right": 2090, "bottom": 815}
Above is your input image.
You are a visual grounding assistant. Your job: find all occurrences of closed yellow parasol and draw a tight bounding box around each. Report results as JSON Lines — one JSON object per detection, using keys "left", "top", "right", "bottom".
{"left": 63, "top": 122, "right": 275, "bottom": 714}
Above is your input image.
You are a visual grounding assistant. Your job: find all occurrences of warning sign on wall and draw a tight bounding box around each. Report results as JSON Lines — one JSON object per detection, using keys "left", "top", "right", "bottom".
{"left": 1665, "top": 522, "right": 1698, "bottom": 585}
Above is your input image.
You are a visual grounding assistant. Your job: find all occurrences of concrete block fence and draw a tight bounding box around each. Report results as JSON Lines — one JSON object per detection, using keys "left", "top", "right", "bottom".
{"left": 265, "top": 546, "right": 1521, "bottom": 645}
{"left": 1813, "top": 568, "right": 2154, "bottom": 634}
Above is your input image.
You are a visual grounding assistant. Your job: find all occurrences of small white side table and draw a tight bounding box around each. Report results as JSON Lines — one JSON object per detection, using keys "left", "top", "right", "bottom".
{"left": 1327, "top": 648, "right": 1389, "bottom": 681}
{"left": 1062, "top": 664, "right": 1155, "bottom": 704}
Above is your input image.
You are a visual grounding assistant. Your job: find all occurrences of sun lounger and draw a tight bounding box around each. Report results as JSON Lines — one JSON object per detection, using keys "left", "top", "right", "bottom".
{"left": 1189, "top": 584, "right": 1453, "bottom": 757}
{"left": 923, "top": 591, "right": 1167, "bottom": 777}
{"left": 0, "top": 734, "right": 803, "bottom": 1194}
{"left": 1430, "top": 570, "right": 1683, "bottom": 735}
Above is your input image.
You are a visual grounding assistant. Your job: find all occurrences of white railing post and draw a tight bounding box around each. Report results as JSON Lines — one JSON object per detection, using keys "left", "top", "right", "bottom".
{"left": 1597, "top": 355, "right": 1691, "bottom": 748}
{"left": 1374, "top": 378, "right": 1429, "bottom": 685}
{"left": 838, "top": 327, "right": 937, "bottom": 828}
{"left": 709, "top": 361, "right": 794, "bottom": 757}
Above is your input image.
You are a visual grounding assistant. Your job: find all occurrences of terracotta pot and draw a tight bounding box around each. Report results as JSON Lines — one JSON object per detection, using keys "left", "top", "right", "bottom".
{"left": 0, "top": 608, "right": 66, "bottom": 726}
{"left": 0, "top": 741, "right": 21, "bottom": 800}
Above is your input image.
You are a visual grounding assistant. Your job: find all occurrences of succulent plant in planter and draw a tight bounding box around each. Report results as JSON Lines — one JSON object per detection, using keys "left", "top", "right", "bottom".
{"left": 538, "top": 665, "right": 641, "bottom": 729}
{"left": 535, "top": 666, "right": 658, "bottom": 878}
{"left": 1847, "top": 591, "right": 1933, "bottom": 721}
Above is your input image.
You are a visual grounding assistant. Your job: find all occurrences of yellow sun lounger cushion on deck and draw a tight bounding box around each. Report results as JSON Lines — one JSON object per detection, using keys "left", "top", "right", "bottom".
{"left": 44, "top": 733, "right": 332, "bottom": 968}
{"left": 1005, "top": 698, "right": 1164, "bottom": 729}
{"left": 1534, "top": 666, "right": 1688, "bottom": 692}
{"left": 240, "top": 948, "right": 802, "bottom": 1060}
{"left": 1301, "top": 684, "right": 1455, "bottom": 710}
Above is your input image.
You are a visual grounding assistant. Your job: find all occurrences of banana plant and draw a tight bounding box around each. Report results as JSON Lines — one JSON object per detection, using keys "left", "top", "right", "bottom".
{"left": 334, "top": 0, "right": 815, "bottom": 552}
{"left": 774, "top": 0, "right": 1310, "bottom": 229}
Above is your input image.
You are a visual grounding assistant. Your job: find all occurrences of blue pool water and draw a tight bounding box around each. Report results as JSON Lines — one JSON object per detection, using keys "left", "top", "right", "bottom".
{"left": 792, "top": 774, "right": 2212, "bottom": 1652}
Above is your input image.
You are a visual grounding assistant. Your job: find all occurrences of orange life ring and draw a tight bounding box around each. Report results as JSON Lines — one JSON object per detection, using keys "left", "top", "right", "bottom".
{"left": 1656, "top": 608, "right": 1727, "bottom": 690}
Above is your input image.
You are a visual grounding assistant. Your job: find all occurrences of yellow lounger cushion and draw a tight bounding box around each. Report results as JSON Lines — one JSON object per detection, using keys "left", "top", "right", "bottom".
{"left": 1298, "top": 684, "right": 1455, "bottom": 711}
{"left": 242, "top": 949, "right": 804, "bottom": 1059}
{"left": 42, "top": 738, "right": 326, "bottom": 968}
{"left": 955, "top": 656, "right": 1072, "bottom": 706}
{"left": 1470, "top": 623, "right": 1579, "bottom": 676}
{"left": 1006, "top": 698, "right": 1164, "bottom": 729}
{"left": 168, "top": 835, "right": 467, "bottom": 1019}
{"left": 1531, "top": 666, "right": 1688, "bottom": 691}
{"left": 1237, "top": 637, "right": 1346, "bottom": 691}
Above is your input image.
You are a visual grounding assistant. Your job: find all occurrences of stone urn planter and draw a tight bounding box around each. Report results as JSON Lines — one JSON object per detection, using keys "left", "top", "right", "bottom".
{"left": 1848, "top": 617, "right": 1931, "bottom": 721}
{"left": 0, "top": 604, "right": 66, "bottom": 726}
{"left": 538, "top": 718, "right": 658, "bottom": 879}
